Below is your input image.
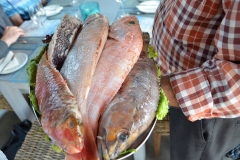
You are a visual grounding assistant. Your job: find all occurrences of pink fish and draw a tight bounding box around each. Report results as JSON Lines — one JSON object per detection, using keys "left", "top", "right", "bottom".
{"left": 35, "top": 52, "right": 84, "bottom": 154}
{"left": 61, "top": 13, "right": 109, "bottom": 160}
{"left": 87, "top": 16, "right": 143, "bottom": 137}
{"left": 97, "top": 33, "right": 159, "bottom": 159}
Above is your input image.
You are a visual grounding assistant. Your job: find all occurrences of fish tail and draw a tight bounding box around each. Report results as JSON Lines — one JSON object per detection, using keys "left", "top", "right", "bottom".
{"left": 65, "top": 153, "right": 83, "bottom": 160}
{"left": 81, "top": 118, "right": 99, "bottom": 160}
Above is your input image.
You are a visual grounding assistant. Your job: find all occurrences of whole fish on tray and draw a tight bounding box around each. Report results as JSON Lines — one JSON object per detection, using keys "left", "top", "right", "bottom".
{"left": 87, "top": 16, "right": 143, "bottom": 137}
{"left": 34, "top": 15, "right": 84, "bottom": 154}
{"left": 97, "top": 33, "right": 159, "bottom": 159}
{"left": 60, "top": 13, "right": 109, "bottom": 114}
{"left": 35, "top": 52, "right": 84, "bottom": 154}
{"left": 47, "top": 14, "right": 82, "bottom": 70}
{"left": 62, "top": 13, "right": 109, "bottom": 160}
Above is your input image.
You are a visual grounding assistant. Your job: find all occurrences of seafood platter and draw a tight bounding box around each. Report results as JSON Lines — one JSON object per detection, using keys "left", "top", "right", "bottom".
{"left": 27, "top": 13, "right": 168, "bottom": 160}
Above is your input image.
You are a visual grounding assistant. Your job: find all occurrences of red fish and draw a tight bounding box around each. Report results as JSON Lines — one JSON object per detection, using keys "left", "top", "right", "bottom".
{"left": 35, "top": 52, "right": 84, "bottom": 154}
{"left": 97, "top": 33, "right": 159, "bottom": 159}
{"left": 87, "top": 15, "right": 143, "bottom": 137}
{"left": 61, "top": 13, "right": 109, "bottom": 160}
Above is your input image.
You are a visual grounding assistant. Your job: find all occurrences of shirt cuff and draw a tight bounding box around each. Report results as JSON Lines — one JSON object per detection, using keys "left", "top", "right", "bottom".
{"left": 0, "top": 40, "right": 9, "bottom": 59}
{"left": 169, "top": 67, "right": 212, "bottom": 121}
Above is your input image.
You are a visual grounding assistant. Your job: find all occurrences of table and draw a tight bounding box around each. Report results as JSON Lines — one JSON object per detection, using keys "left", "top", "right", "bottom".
{"left": 0, "top": 37, "right": 45, "bottom": 122}
{"left": 47, "top": 0, "right": 121, "bottom": 24}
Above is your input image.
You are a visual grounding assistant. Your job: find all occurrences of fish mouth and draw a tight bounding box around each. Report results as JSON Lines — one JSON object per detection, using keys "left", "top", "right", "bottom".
{"left": 98, "top": 136, "right": 110, "bottom": 160}
{"left": 98, "top": 136, "right": 122, "bottom": 160}
{"left": 64, "top": 144, "right": 83, "bottom": 154}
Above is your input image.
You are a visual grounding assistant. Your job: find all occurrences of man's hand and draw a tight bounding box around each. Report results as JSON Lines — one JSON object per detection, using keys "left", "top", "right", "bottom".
{"left": 161, "top": 76, "right": 180, "bottom": 107}
{"left": 1, "top": 26, "right": 25, "bottom": 46}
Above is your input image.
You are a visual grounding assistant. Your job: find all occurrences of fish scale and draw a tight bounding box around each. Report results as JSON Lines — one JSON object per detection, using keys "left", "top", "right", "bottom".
{"left": 62, "top": 13, "right": 109, "bottom": 160}
{"left": 35, "top": 52, "right": 84, "bottom": 154}
{"left": 97, "top": 32, "right": 159, "bottom": 159}
{"left": 47, "top": 14, "right": 82, "bottom": 70}
{"left": 86, "top": 16, "right": 143, "bottom": 139}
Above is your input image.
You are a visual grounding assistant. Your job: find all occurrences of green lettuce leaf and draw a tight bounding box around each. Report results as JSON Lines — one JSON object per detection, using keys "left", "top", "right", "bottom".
{"left": 29, "top": 90, "right": 40, "bottom": 115}
{"left": 148, "top": 45, "right": 158, "bottom": 59}
{"left": 156, "top": 89, "right": 169, "bottom": 120}
{"left": 52, "top": 144, "right": 64, "bottom": 153}
{"left": 26, "top": 45, "right": 46, "bottom": 116}
{"left": 26, "top": 45, "right": 64, "bottom": 153}
{"left": 119, "top": 149, "right": 137, "bottom": 156}
{"left": 147, "top": 45, "right": 169, "bottom": 120}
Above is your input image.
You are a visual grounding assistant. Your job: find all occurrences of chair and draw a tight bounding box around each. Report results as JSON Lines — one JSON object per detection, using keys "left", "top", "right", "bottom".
{"left": 0, "top": 109, "right": 21, "bottom": 149}
{"left": 152, "top": 113, "right": 170, "bottom": 157}
{"left": 0, "top": 96, "right": 21, "bottom": 149}
{"left": 14, "top": 120, "right": 65, "bottom": 159}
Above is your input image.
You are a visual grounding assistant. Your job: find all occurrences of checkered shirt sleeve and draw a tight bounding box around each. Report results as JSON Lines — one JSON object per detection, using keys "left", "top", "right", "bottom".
{"left": 152, "top": 0, "right": 240, "bottom": 121}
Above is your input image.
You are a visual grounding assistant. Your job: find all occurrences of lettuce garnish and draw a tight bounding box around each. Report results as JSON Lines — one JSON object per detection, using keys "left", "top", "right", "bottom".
{"left": 148, "top": 45, "right": 158, "bottom": 59}
{"left": 26, "top": 45, "right": 65, "bottom": 154}
{"left": 156, "top": 89, "right": 169, "bottom": 120}
{"left": 148, "top": 45, "right": 169, "bottom": 120}
{"left": 26, "top": 45, "right": 46, "bottom": 116}
{"left": 52, "top": 144, "right": 64, "bottom": 153}
{"left": 119, "top": 149, "right": 137, "bottom": 156}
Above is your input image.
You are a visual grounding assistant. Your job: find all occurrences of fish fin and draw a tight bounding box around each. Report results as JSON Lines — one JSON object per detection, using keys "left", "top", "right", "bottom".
{"left": 65, "top": 153, "right": 83, "bottom": 160}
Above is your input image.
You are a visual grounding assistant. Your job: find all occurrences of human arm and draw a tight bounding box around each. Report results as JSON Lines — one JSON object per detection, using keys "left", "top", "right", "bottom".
{"left": 0, "top": 26, "right": 24, "bottom": 58}
{"left": 161, "top": 76, "right": 179, "bottom": 108}
{"left": 41, "top": 0, "right": 48, "bottom": 6}
{"left": 0, "top": 0, "right": 23, "bottom": 26}
{"left": 153, "top": 0, "right": 240, "bottom": 121}
{"left": 1, "top": 26, "right": 25, "bottom": 46}
{"left": 168, "top": 1, "right": 240, "bottom": 121}
{"left": 9, "top": 14, "right": 23, "bottom": 26}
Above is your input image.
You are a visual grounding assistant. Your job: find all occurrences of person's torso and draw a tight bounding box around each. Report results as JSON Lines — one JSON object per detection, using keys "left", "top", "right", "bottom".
{"left": 152, "top": 0, "right": 224, "bottom": 75}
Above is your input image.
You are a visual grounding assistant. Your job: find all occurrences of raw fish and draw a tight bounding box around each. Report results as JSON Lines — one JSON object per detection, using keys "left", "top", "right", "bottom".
{"left": 48, "top": 14, "right": 82, "bottom": 70}
{"left": 97, "top": 33, "right": 159, "bottom": 159}
{"left": 35, "top": 52, "right": 84, "bottom": 154}
{"left": 61, "top": 13, "right": 109, "bottom": 160}
{"left": 87, "top": 16, "right": 143, "bottom": 137}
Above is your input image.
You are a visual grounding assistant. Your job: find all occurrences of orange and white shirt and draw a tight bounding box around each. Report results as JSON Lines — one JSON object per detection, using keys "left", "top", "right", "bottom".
{"left": 152, "top": 0, "right": 240, "bottom": 121}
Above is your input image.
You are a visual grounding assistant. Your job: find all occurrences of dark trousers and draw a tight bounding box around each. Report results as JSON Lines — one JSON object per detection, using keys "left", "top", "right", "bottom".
{"left": 170, "top": 107, "right": 240, "bottom": 160}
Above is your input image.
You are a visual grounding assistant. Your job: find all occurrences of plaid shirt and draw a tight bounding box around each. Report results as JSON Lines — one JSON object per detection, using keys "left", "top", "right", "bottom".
{"left": 0, "top": 0, "right": 39, "bottom": 20}
{"left": 152, "top": 0, "right": 240, "bottom": 121}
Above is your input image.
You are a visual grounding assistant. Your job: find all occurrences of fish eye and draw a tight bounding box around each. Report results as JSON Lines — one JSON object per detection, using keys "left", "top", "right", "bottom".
{"left": 68, "top": 120, "right": 74, "bottom": 129}
{"left": 117, "top": 129, "right": 129, "bottom": 142}
{"left": 128, "top": 20, "right": 135, "bottom": 25}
